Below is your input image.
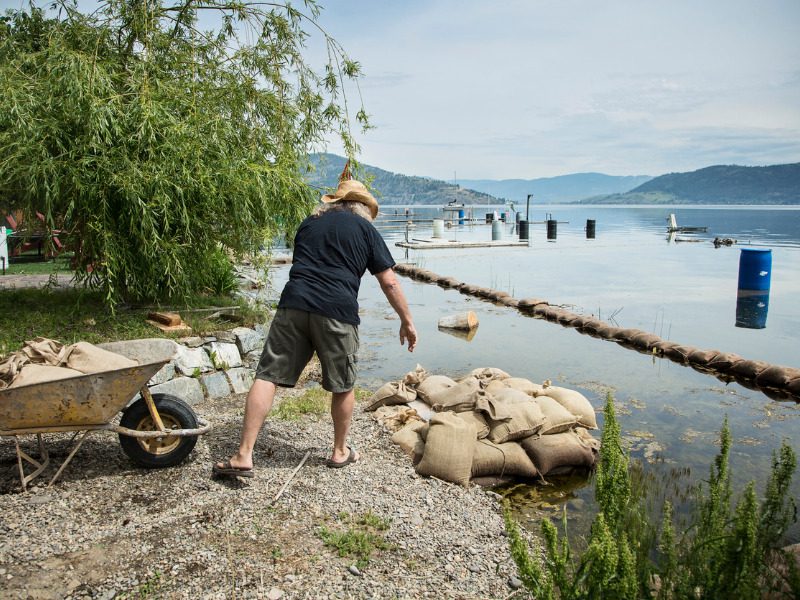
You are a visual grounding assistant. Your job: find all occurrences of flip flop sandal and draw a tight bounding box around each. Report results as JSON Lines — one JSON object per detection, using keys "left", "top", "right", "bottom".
{"left": 326, "top": 447, "right": 359, "bottom": 469}
{"left": 212, "top": 460, "right": 255, "bottom": 478}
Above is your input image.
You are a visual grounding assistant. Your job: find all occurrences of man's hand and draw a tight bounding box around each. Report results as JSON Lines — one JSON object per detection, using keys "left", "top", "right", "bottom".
{"left": 400, "top": 321, "right": 417, "bottom": 352}
{"left": 376, "top": 268, "right": 417, "bottom": 353}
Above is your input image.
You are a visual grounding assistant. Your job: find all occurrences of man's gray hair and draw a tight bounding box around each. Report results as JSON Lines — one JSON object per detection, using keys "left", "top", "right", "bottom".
{"left": 314, "top": 200, "right": 374, "bottom": 222}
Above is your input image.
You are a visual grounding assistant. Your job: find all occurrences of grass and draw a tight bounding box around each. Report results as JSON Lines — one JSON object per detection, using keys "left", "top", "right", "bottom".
{"left": 2, "top": 255, "right": 73, "bottom": 275}
{"left": 272, "top": 387, "right": 373, "bottom": 421}
{"left": 0, "top": 287, "right": 268, "bottom": 356}
{"left": 318, "top": 511, "right": 392, "bottom": 569}
{"left": 272, "top": 387, "right": 330, "bottom": 420}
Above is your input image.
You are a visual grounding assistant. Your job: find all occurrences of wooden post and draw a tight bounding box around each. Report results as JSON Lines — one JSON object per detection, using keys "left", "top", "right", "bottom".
{"left": 437, "top": 311, "right": 479, "bottom": 331}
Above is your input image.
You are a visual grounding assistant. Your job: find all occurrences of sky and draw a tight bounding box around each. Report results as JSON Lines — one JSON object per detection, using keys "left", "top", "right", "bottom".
{"left": 3, "top": 0, "right": 799, "bottom": 180}
{"left": 308, "top": 0, "right": 800, "bottom": 180}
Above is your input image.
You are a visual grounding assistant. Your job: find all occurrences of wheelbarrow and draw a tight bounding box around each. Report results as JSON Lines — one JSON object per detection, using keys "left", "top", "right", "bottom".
{"left": 0, "top": 339, "right": 211, "bottom": 490}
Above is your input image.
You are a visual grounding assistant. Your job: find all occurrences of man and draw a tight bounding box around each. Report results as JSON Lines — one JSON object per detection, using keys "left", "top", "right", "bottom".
{"left": 213, "top": 179, "right": 417, "bottom": 477}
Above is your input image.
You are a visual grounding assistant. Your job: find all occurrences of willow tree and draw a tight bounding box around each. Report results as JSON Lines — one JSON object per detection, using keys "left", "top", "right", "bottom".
{"left": 0, "top": 0, "right": 367, "bottom": 305}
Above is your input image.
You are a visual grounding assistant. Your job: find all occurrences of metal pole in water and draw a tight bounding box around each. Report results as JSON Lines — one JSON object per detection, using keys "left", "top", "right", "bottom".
{"left": 491, "top": 220, "right": 503, "bottom": 240}
{"left": 546, "top": 219, "right": 557, "bottom": 240}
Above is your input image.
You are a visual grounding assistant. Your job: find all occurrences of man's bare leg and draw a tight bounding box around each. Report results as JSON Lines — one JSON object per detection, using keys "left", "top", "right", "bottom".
{"left": 219, "top": 378, "right": 276, "bottom": 470}
{"left": 330, "top": 389, "right": 359, "bottom": 464}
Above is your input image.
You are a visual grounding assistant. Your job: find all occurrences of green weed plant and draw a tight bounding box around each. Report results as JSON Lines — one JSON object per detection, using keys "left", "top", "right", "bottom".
{"left": 319, "top": 511, "right": 392, "bottom": 569}
{"left": 504, "top": 392, "right": 799, "bottom": 599}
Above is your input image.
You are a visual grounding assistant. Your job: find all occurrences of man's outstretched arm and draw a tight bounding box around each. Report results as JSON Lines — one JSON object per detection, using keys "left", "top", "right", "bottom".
{"left": 375, "top": 268, "right": 417, "bottom": 352}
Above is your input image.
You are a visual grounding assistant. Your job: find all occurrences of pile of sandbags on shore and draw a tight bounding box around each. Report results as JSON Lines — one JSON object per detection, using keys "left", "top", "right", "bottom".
{"left": 367, "top": 366, "right": 600, "bottom": 486}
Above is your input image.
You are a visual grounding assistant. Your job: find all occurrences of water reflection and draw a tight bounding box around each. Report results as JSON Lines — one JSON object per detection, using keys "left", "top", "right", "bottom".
{"left": 735, "top": 290, "right": 770, "bottom": 329}
{"left": 437, "top": 325, "right": 479, "bottom": 341}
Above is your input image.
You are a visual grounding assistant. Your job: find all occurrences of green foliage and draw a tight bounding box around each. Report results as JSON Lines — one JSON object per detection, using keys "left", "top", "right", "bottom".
{"left": 0, "top": 2, "right": 367, "bottom": 307}
{"left": 0, "top": 287, "right": 262, "bottom": 355}
{"left": 308, "top": 152, "right": 501, "bottom": 205}
{"left": 272, "top": 387, "right": 329, "bottom": 420}
{"left": 318, "top": 511, "right": 392, "bottom": 569}
{"left": 590, "top": 163, "right": 800, "bottom": 205}
{"left": 504, "top": 394, "right": 799, "bottom": 599}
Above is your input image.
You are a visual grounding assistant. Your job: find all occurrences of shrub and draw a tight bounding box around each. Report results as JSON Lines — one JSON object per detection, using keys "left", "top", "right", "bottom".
{"left": 504, "top": 392, "right": 799, "bottom": 599}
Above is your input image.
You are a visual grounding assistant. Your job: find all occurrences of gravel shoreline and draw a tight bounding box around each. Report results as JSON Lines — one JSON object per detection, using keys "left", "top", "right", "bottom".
{"left": 0, "top": 385, "right": 530, "bottom": 599}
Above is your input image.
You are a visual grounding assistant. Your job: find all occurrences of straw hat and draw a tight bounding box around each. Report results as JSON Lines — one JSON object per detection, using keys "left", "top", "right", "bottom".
{"left": 320, "top": 180, "right": 379, "bottom": 219}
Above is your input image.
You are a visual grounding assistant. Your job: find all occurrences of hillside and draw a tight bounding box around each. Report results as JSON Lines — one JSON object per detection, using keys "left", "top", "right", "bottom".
{"left": 458, "top": 173, "right": 652, "bottom": 203}
{"left": 585, "top": 163, "right": 800, "bottom": 204}
{"left": 306, "top": 154, "right": 500, "bottom": 205}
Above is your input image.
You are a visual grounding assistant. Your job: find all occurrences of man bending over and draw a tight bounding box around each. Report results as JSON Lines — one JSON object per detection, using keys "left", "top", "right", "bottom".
{"left": 213, "top": 180, "right": 417, "bottom": 476}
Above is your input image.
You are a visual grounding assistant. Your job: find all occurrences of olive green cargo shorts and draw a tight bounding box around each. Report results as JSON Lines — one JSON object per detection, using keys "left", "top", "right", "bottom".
{"left": 255, "top": 308, "right": 359, "bottom": 393}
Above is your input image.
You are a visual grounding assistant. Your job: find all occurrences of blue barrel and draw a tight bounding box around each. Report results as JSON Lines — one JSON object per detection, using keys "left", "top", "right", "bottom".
{"left": 736, "top": 290, "right": 769, "bottom": 329}
{"left": 737, "top": 248, "right": 772, "bottom": 291}
{"left": 458, "top": 209, "right": 465, "bottom": 225}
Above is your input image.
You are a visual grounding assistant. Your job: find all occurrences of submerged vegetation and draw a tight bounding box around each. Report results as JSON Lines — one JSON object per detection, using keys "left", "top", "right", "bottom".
{"left": 504, "top": 392, "right": 799, "bottom": 599}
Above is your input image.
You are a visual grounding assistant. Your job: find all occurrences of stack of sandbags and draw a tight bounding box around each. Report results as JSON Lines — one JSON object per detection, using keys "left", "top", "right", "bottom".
{"left": 368, "top": 366, "right": 600, "bottom": 486}
{"left": 1, "top": 338, "right": 138, "bottom": 390}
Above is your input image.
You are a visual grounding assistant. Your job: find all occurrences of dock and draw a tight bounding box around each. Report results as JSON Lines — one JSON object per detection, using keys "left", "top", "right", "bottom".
{"left": 396, "top": 239, "right": 528, "bottom": 250}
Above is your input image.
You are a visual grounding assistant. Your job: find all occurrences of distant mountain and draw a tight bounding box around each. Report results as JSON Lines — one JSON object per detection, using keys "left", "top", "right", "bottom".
{"left": 585, "top": 163, "right": 800, "bottom": 205}
{"left": 458, "top": 173, "right": 653, "bottom": 203}
{"left": 306, "top": 153, "right": 500, "bottom": 205}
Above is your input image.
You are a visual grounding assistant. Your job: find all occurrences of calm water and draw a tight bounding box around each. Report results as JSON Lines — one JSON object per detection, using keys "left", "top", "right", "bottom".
{"left": 275, "top": 205, "right": 800, "bottom": 541}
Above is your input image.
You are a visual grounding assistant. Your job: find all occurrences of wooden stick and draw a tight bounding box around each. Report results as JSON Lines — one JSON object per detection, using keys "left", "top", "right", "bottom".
{"left": 271, "top": 450, "right": 311, "bottom": 505}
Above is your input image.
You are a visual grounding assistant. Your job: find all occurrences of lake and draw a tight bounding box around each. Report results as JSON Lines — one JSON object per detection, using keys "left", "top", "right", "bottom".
{"left": 273, "top": 204, "right": 800, "bottom": 541}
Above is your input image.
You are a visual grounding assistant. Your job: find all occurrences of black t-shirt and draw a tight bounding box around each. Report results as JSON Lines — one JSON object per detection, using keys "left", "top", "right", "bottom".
{"left": 278, "top": 209, "right": 395, "bottom": 325}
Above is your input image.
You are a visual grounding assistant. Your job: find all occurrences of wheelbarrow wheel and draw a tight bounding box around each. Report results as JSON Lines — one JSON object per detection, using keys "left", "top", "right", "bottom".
{"left": 119, "top": 394, "right": 198, "bottom": 468}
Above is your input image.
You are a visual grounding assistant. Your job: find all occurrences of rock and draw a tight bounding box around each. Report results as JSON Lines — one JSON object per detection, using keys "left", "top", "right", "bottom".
{"left": 232, "top": 326, "right": 264, "bottom": 355}
{"left": 244, "top": 350, "right": 262, "bottom": 369}
{"left": 178, "top": 336, "right": 205, "bottom": 348}
{"left": 267, "top": 588, "right": 284, "bottom": 600}
{"left": 348, "top": 565, "right": 362, "bottom": 577}
{"left": 149, "top": 376, "right": 204, "bottom": 406}
{"left": 173, "top": 345, "right": 214, "bottom": 375}
{"left": 148, "top": 362, "right": 176, "bottom": 386}
{"left": 467, "top": 564, "right": 482, "bottom": 573}
{"left": 213, "top": 330, "right": 237, "bottom": 344}
{"left": 200, "top": 372, "right": 231, "bottom": 399}
{"left": 227, "top": 367, "right": 255, "bottom": 394}
{"left": 206, "top": 341, "right": 243, "bottom": 369}
{"left": 508, "top": 576, "right": 523, "bottom": 589}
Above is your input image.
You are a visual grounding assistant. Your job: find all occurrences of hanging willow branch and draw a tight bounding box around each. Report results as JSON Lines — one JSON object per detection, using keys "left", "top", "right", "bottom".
{"left": 0, "top": 0, "right": 368, "bottom": 307}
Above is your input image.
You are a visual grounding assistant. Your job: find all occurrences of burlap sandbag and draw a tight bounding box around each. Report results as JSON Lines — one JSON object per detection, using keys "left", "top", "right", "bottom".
{"left": 471, "top": 439, "right": 538, "bottom": 479}
{"left": 22, "top": 337, "right": 67, "bottom": 365}
{"left": 372, "top": 405, "right": 423, "bottom": 433}
{"left": 429, "top": 377, "right": 481, "bottom": 412}
{"left": 8, "top": 364, "right": 84, "bottom": 388}
{"left": 0, "top": 353, "right": 28, "bottom": 390}
{"left": 391, "top": 421, "right": 428, "bottom": 465}
{"left": 489, "top": 387, "right": 533, "bottom": 405}
{"left": 402, "top": 364, "right": 429, "bottom": 387}
{"left": 503, "top": 377, "right": 544, "bottom": 397}
{"left": 63, "top": 342, "right": 137, "bottom": 375}
{"left": 415, "top": 412, "right": 476, "bottom": 486}
{"left": 469, "top": 367, "right": 510, "bottom": 382}
{"left": 455, "top": 411, "right": 489, "bottom": 439}
{"left": 755, "top": 365, "right": 793, "bottom": 389}
{"left": 575, "top": 427, "right": 601, "bottom": 452}
{"left": 487, "top": 401, "right": 546, "bottom": 444}
{"left": 366, "top": 380, "right": 417, "bottom": 411}
{"left": 520, "top": 430, "right": 598, "bottom": 476}
{"left": 538, "top": 386, "right": 597, "bottom": 429}
{"left": 416, "top": 375, "right": 457, "bottom": 405}
{"left": 474, "top": 392, "right": 511, "bottom": 421}
{"left": 535, "top": 396, "right": 578, "bottom": 434}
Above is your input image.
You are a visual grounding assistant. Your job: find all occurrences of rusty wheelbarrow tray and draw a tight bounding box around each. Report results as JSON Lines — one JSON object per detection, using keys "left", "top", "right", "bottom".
{"left": 0, "top": 339, "right": 211, "bottom": 490}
